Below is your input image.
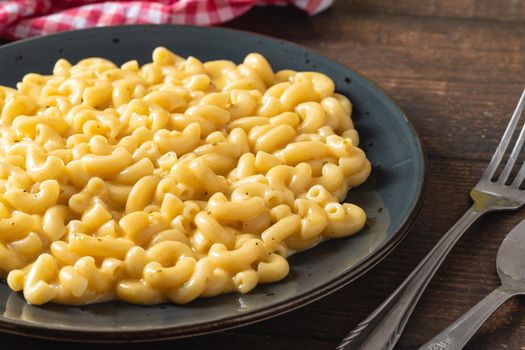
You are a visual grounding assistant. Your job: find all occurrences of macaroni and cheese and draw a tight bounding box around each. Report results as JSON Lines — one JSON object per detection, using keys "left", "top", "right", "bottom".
{"left": 0, "top": 48, "right": 371, "bottom": 305}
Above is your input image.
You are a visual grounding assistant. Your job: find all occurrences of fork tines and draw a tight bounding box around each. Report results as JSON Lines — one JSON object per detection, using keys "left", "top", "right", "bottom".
{"left": 483, "top": 89, "right": 525, "bottom": 188}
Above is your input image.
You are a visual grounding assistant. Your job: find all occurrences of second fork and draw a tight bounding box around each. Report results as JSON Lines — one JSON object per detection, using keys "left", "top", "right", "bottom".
{"left": 337, "top": 89, "right": 525, "bottom": 350}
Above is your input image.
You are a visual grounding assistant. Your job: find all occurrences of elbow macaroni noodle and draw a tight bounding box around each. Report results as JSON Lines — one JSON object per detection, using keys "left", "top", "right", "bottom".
{"left": 0, "top": 48, "right": 371, "bottom": 305}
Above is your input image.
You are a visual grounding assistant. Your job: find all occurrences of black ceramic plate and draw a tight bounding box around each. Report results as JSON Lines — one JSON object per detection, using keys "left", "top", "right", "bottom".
{"left": 0, "top": 25, "right": 426, "bottom": 342}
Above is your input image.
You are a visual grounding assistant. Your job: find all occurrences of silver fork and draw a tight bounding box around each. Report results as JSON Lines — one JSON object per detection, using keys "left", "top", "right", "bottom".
{"left": 337, "top": 89, "right": 525, "bottom": 350}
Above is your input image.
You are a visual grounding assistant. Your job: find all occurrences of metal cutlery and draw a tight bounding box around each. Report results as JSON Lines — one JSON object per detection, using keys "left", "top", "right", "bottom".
{"left": 420, "top": 219, "right": 525, "bottom": 350}
{"left": 337, "top": 89, "right": 525, "bottom": 350}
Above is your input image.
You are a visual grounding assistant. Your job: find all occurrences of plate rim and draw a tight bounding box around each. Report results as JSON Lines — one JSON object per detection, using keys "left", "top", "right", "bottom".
{"left": 0, "top": 24, "right": 428, "bottom": 342}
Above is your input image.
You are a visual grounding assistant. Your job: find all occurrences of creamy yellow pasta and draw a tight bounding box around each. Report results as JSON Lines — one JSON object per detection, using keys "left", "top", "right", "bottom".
{"left": 0, "top": 48, "right": 371, "bottom": 305}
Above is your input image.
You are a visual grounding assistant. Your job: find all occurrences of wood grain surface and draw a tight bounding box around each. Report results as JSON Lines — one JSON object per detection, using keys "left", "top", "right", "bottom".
{"left": 3, "top": 1, "right": 525, "bottom": 349}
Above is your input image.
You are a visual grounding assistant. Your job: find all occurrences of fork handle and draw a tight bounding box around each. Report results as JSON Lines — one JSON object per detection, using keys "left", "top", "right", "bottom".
{"left": 336, "top": 206, "right": 485, "bottom": 350}
{"left": 419, "top": 286, "right": 520, "bottom": 350}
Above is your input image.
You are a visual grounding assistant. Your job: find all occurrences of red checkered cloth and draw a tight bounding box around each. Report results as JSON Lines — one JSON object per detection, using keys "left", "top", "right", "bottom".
{"left": 0, "top": 0, "right": 334, "bottom": 40}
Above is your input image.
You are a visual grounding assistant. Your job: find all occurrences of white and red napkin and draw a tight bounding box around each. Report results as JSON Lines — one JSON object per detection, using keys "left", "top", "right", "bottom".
{"left": 0, "top": 0, "right": 334, "bottom": 40}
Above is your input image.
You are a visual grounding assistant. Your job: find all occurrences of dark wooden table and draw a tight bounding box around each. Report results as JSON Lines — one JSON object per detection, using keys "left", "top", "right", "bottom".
{"left": 3, "top": 1, "right": 525, "bottom": 349}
